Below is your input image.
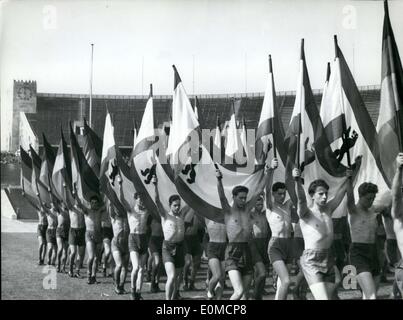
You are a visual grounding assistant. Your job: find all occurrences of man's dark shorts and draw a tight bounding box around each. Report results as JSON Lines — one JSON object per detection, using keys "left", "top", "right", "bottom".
{"left": 162, "top": 240, "right": 185, "bottom": 268}
{"left": 69, "top": 227, "right": 85, "bottom": 246}
{"left": 102, "top": 227, "right": 114, "bottom": 241}
{"left": 300, "top": 249, "right": 336, "bottom": 286}
{"left": 56, "top": 225, "right": 69, "bottom": 241}
{"left": 184, "top": 234, "right": 203, "bottom": 256}
{"left": 46, "top": 228, "right": 57, "bottom": 245}
{"left": 292, "top": 237, "right": 305, "bottom": 260}
{"left": 128, "top": 233, "right": 149, "bottom": 255}
{"left": 225, "top": 242, "right": 253, "bottom": 276}
{"left": 112, "top": 233, "right": 129, "bottom": 255}
{"left": 37, "top": 224, "right": 48, "bottom": 239}
{"left": 207, "top": 242, "right": 227, "bottom": 261}
{"left": 268, "top": 237, "right": 293, "bottom": 264}
{"left": 253, "top": 237, "right": 269, "bottom": 265}
{"left": 85, "top": 230, "right": 103, "bottom": 245}
{"left": 149, "top": 235, "right": 164, "bottom": 255}
{"left": 349, "top": 243, "right": 380, "bottom": 276}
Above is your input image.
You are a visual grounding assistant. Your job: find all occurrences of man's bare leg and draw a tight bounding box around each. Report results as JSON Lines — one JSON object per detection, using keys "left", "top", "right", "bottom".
{"left": 102, "top": 239, "right": 112, "bottom": 277}
{"left": 38, "top": 236, "right": 46, "bottom": 264}
{"left": 77, "top": 245, "right": 85, "bottom": 271}
{"left": 130, "top": 251, "right": 141, "bottom": 299}
{"left": 120, "top": 253, "right": 129, "bottom": 292}
{"left": 56, "top": 237, "right": 64, "bottom": 272}
{"left": 86, "top": 241, "right": 95, "bottom": 283}
{"left": 208, "top": 258, "right": 223, "bottom": 299}
{"left": 151, "top": 252, "right": 161, "bottom": 292}
{"left": 189, "top": 254, "right": 201, "bottom": 289}
{"left": 273, "top": 260, "right": 291, "bottom": 300}
{"left": 112, "top": 249, "right": 124, "bottom": 294}
{"left": 68, "top": 245, "right": 77, "bottom": 277}
{"left": 173, "top": 268, "right": 184, "bottom": 299}
{"left": 62, "top": 241, "right": 68, "bottom": 273}
{"left": 310, "top": 282, "right": 330, "bottom": 300}
{"left": 253, "top": 261, "right": 267, "bottom": 300}
{"left": 183, "top": 254, "right": 192, "bottom": 289}
{"left": 228, "top": 270, "right": 245, "bottom": 300}
{"left": 241, "top": 274, "right": 253, "bottom": 300}
{"left": 165, "top": 262, "right": 176, "bottom": 300}
{"left": 91, "top": 243, "right": 102, "bottom": 283}
{"left": 135, "top": 253, "right": 148, "bottom": 294}
{"left": 356, "top": 272, "right": 377, "bottom": 299}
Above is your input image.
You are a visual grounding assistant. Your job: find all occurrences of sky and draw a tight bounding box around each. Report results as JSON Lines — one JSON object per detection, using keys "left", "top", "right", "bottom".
{"left": 1, "top": 0, "right": 403, "bottom": 150}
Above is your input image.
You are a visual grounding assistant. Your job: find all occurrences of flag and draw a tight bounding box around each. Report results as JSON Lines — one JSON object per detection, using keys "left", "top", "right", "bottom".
{"left": 321, "top": 36, "right": 390, "bottom": 198}
{"left": 52, "top": 129, "right": 74, "bottom": 206}
{"left": 255, "top": 54, "right": 287, "bottom": 183}
{"left": 285, "top": 40, "right": 348, "bottom": 205}
{"left": 98, "top": 111, "right": 131, "bottom": 215}
{"left": 100, "top": 112, "right": 117, "bottom": 181}
{"left": 20, "top": 146, "right": 39, "bottom": 206}
{"left": 167, "top": 65, "right": 266, "bottom": 223}
{"left": 82, "top": 119, "right": 103, "bottom": 177}
{"left": 224, "top": 99, "right": 242, "bottom": 160}
{"left": 129, "top": 119, "right": 139, "bottom": 163}
{"left": 19, "top": 112, "right": 39, "bottom": 152}
{"left": 376, "top": 0, "right": 403, "bottom": 183}
{"left": 70, "top": 122, "right": 100, "bottom": 204}
{"left": 30, "top": 144, "right": 42, "bottom": 196}
{"left": 38, "top": 133, "right": 57, "bottom": 204}
{"left": 130, "top": 84, "right": 180, "bottom": 213}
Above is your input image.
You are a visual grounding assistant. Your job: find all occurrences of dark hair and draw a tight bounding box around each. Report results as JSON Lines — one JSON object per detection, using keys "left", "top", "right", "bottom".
{"left": 169, "top": 194, "right": 181, "bottom": 206}
{"left": 90, "top": 195, "right": 100, "bottom": 202}
{"left": 308, "top": 179, "right": 329, "bottom": 196}
{"left": 232, "top": 185, "right": 249, "bottom": 196}
{"left": 272, "top": 182, "right": 286, "bottom": 192}
{"left": 134, "top": 192, "right": 145, "bottom": 200}
{"left": 358, "top": 183, "right": 378, "bottom": 197}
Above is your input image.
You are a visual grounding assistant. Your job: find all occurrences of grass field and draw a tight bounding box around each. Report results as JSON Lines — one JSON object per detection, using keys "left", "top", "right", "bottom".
{"left": 1, "top": 232, "right": 396, "bottom": 300}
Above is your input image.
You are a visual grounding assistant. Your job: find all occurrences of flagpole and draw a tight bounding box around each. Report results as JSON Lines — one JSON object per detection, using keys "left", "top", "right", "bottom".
{"left": 269, "top": 54, "right": 277, "bottom": 159}
{"left": 334, "top": 35, "right": 352, "bottom": 168}
{"left": 296, "top": 39, "right": 304, "bottom": 170}
{"left": 89, "top": 43, "right": 94, "bottom": 128}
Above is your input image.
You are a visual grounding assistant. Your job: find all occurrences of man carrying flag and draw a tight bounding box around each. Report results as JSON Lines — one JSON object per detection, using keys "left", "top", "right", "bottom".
{"left": 21, "top": 146, "right": 48, "bottom": 265}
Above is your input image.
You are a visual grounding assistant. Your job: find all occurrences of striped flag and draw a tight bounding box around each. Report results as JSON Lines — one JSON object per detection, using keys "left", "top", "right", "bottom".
{"left": 167, "top": 65, "right": 266, "bottom": 223}
{"left": 224, "top": 99, "right": 242, "bottom": 161}
{"left": 70, "top": 122, "right": 100, "bottom": 204}
{"left": 52, "top": 129, "right": 74, "bottom": 206}
{"left": 38, "top": 133, "right": 56, "bottom": 204}
{"left": 322, "top": 36, "right": 390, "bottom": 197}
{"left": 82, "top": 119, "right": 102, "bottom": 178}
{"left": 30, "top": 144, "right": 42, "bottom": 197}
{"left": 285, "top": 40, "right": 348, "bottom": 204}
{"left": 20, "top": 146, "right": 39, "bottom": 206}
{"left": 131, "top": 84, "right": 181, "bottom": 213}
{"left": 376, "top": 0, "right": 403, "bottom": 183}
{"left": 255, "top": 54, "right": 287, "bottom": 183}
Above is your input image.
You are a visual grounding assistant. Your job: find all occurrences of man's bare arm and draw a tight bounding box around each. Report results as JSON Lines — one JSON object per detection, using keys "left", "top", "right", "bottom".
{"left": 391, "top": 153, "right": 403, "bottom": 219}
{"left": 117, "top": 178, "right": 132, "bottom": 213}
{"left": 216, "top": 168, "right": 231, "bottom": 214}
{"left": 293, "top": 168, "right": 310, "bottom": 219}
{"left": 247, "top": 159, "right": 277, "bottom": 212}
{"left": 152, "top": 175, "right": 166, "bottom": 218}
{"left": 346, "top": 176, "right": 357, "bottom": 215}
